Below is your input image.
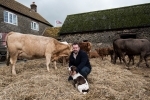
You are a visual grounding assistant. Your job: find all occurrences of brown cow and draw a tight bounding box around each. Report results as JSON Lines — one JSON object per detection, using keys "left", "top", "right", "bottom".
{"left": 78, "top": 42, "right": 92, "bottom": 56}
{"left": 56, "top": 56, "right": 69, "bottom": 66}
{"left": 95, "top": 47, "right": 113, "bottom": 60}
{"left": 89, "top": 51, "right": 100, "bottom": 58}
{"left": 6, "top": 32, "right": 71, "bottom": 75}
{"left": 51, "top": 42, "right": 72, "bottom": 67}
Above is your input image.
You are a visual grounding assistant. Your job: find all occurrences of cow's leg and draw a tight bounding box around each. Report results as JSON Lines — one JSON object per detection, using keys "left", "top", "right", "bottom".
{"left": 45, "top": 54, "right": 52, "bottom": 72}
{"left": 110, "top": 54, "right": 113, "bottom": 62}
{"left": 131, "top": 56, "right": 134, "bottom": 65}
{"left": 137, "top": 56, "right": 142, "bottom": 67}
{"left": 121, "top": 53, "right": 129, "bottom": 68}
{"left": 10, "top": 55, "right": 17, "bottom": 75}
{"left": 53, "top": 61, "right": 57, "bottom": 69}
{"left": 144, "top": 56, "right": 149, "bottom": 67}
{"left": 137, "top": 54, "right": 144, "bottom": 67}
{"left": 118, "top": 56, "right": 122, "bottom": 64}
{"left": 128, "top": 55, "right": 131, "bottom": 65}
{"left": 128, "top": 55, "right": 134, "bottom": 65}
{"left": 113, "top": 53, "right": 117, "bottom": 64}
{"left": 62, "top": 56, "right": 66, "bottom": 66}
{"left": 101, "top": 55, "right": 104, "bottom": 60}
{"left": 122, "top": 57, "right": 128, "bottom": 66}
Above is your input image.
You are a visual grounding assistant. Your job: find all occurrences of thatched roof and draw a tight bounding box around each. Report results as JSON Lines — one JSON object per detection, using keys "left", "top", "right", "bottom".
{"left": 59, "top": 3, "right": 150, "bottom": 34}
{"left": 0, "top": 0, "right": 52, "bottom": 26}
{"left": 42, "top": 27, "right": 61, "bottom": 38}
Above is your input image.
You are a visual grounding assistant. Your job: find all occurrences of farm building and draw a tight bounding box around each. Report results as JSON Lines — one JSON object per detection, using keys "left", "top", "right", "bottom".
{"left": 59, "top": 3, "right": 150, "bottom": 47}
{"left": 0, "top": 0, "right": 52, "bottom": 35}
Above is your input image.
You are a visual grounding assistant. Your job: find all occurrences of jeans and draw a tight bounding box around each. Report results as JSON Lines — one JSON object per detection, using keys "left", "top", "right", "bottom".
{"left": 79, "top": 66, "right": 91, "bottom": 78}
{"left": 68, "top": 66, "right": 91, "bottom": 81}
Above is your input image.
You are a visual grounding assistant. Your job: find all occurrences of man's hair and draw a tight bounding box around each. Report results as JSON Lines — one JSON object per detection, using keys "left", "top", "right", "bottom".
{"left": 72, "top": 42, "right": 79, "bottom": 46}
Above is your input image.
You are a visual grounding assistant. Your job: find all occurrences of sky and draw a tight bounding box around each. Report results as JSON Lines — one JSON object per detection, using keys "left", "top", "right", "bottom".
{"left": 17, "top": 0, "right": 150, "bottom": 27}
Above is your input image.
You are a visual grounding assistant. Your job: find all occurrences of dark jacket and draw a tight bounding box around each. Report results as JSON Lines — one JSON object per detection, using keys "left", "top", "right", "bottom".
{"left": 69, "top": 50, "right": 91, "bottom": 72}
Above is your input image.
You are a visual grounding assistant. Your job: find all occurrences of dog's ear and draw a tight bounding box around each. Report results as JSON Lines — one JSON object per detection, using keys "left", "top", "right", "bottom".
{"left": 71, "top": 66, "right": 74, "bottom": 71}
{"left": 71, "top": 66, "right": 76, "bottom": 72}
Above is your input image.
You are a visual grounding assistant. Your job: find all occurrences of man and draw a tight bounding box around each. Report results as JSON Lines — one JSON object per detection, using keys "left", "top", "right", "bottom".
{"left": 68, "top": 43, "right": 92, "bottom": 81}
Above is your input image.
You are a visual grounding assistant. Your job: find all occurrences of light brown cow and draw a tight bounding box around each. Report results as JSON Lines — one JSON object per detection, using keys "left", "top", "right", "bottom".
{"left": 78, "top": 42, "right": 92, "bottom": 56}
{"left": 51, "top": 42, "right": 72, "bottom": 67}
{"left": 6, "top": 32, "right": 71, "bottom": 75}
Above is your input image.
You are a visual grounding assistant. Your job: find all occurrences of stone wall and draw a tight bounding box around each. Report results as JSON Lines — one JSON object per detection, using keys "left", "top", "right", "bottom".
{"left": 0, "top": 7, "right": 50, "bottom": 35}
{"left": 59, "top": 27, "right": 150, "bottom": 50}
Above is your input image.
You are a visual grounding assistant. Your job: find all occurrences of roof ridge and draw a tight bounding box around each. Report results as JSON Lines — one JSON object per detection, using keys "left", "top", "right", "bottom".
{"left": 68, "top": 3, "right": 150, "bottom": 16}
{"left": 0, "top": 0, "right": 52, "bottom": 26}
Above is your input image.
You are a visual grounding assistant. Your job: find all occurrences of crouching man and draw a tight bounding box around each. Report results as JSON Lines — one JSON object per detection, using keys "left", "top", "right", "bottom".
{"left": 68, "top": 43, "right": 92, "bottom": 81}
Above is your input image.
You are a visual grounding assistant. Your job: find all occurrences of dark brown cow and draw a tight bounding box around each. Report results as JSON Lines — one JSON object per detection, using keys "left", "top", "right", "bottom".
{"left": 6, "top": 32, "right": 71, "bottom": 75}
{"left": 113, "top": 38, "right": 150, "bottom": 69}
{"left": 111, "top": 48, "right": 134, "bottom": 65}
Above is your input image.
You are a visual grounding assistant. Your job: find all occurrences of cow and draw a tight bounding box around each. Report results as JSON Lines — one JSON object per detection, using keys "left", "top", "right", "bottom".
{"left": 51, "top": 56, "right": 69, "bottom": 69}
{"left": 95, "top": 47, "right": 113, "bottom": 60}
{"left": 113, "top": 38, "right": 150, "bottom": 69}
{"left": 51, "top": 42, "right": 72, "bottom": 67}
{"left": 6, "top": 32, "right": 71, "bottom": 75}
{"left": 89, "top": 51, "right": 100, "bottom": 58}
{"left": 111, "top": 48, "right": 135, "bottom": 65}
{"left": 78, "top": 42, "right": 92, "bottom": 56}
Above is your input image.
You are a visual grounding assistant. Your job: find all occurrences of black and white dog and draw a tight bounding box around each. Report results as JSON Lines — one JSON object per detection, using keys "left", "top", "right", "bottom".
{"left": 70, "top": 66, "right": 89, "bottom": 94}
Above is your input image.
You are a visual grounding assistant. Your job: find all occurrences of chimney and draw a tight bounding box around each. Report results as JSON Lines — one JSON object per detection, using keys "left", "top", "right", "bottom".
{"left": 30, "top": 2, "right": 37, "bottom": 12}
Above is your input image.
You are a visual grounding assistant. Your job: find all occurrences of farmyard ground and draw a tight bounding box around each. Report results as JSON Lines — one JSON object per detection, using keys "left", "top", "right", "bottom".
{"left": 0, "top": 57, "right": 150, "bottom": 100}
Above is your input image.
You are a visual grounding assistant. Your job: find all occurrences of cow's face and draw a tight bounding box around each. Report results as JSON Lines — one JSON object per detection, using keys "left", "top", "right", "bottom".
{"left": 72, "top": 44, "right": 80, "bottom": 54}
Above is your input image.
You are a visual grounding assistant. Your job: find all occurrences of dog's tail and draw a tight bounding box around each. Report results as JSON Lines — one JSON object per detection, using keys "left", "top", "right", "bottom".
{"left": 82, "top": 89, "right": 89, "bottom": 94}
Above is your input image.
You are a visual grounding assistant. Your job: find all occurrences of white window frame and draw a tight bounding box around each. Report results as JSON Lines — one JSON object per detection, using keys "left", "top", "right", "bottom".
{"left": 4, "top": 11, "right": 18, "bottom": 25}
{"left": 31, "top": 21, "right": 39, "bottom": 31}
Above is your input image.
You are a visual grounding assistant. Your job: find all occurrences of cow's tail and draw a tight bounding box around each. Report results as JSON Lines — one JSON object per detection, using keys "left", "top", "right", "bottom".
{"left": 5, "top": 32, "right": 13, "bottom": 66}
{"left": 6, "top": 48, "right": 10, "bottom": 66}
{"left": 113, "top": 38, "right": 119, "bottom": 52}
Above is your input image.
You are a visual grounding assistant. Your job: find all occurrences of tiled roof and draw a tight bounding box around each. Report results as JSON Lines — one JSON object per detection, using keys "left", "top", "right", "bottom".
{"left": 42, "top": 27, "right": 61, "bottom": 38}
{"left": 0, "top": 0, "right": 52, "bottom": 26}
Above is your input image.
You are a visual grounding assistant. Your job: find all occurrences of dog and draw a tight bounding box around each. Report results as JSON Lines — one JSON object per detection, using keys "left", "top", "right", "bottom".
{"left": 70, "top": 66, "right": 89, "bottom": 94}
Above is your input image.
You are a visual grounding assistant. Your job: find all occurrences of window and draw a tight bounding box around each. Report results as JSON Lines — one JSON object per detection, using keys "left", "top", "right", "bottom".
{"left": 4, "top": 11, "right": 18, "bottom": 25}
{"left": 31, "top": 21, "right": 39, "bottom": 31}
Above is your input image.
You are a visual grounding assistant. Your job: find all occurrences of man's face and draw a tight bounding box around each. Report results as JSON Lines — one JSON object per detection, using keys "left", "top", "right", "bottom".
{"left": 72, "top": 44, "right": 80, "bottom": 54}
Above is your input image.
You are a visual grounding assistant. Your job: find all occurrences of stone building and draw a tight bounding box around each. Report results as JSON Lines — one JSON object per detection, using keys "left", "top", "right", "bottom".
{"left": 0, "top": 0, "right": 53, "bottom": 35}
{"left": 59, "top": 3, "right": 150, "bottom": 48}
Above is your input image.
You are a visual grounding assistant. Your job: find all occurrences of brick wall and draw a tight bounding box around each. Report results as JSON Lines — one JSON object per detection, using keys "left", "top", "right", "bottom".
{"left": 0, "top": 7, "right": 50, "bottom": 35}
